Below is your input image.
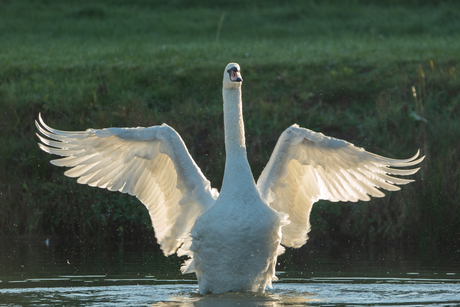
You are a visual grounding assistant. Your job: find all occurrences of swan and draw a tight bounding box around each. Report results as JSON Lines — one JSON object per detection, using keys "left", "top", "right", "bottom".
{"left": 36, "top": 63, "right": 424, "bottom": 294}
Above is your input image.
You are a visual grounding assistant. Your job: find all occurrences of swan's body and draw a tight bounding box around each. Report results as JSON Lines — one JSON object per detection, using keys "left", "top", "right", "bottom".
{"left": 186, "top": 70, "right": 286, "bottom": 293}
{"left": 36, "top": 63, "right": 424, "bottom": 294}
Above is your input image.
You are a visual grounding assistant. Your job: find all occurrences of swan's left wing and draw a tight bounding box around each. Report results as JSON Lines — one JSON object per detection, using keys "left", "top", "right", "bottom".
{"left": 257, "top": 124, "right": 424, "bottom": 249}
{"left": 36, "top": 114, "right": 218, "bottom": 256}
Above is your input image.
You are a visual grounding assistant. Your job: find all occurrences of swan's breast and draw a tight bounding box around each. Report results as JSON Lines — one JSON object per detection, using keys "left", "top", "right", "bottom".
{"left": 191, "top": 192, "right": 282, "bottom": 264}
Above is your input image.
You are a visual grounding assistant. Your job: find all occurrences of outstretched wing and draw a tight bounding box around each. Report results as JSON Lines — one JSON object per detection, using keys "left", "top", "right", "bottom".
{"left": 257, "top": 124, "right": 424, "bottom": 249}
{"left": 36, "top": 114, "right": 218, "bottom": 255}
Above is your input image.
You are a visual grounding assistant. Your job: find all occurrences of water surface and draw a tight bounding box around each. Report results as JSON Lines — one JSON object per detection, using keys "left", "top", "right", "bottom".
{"left": 1, "top": 237, "right": 458, "bottom": 306}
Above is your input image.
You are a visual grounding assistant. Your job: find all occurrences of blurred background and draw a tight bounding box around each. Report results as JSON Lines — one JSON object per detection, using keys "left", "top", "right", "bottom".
{"left": 0, "top": 0, "right": 459, "bottom": 271}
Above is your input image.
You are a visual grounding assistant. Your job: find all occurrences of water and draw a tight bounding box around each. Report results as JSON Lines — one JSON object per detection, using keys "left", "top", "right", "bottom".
{"left": 1, "top": 237, "right": 459, "bottom": 306}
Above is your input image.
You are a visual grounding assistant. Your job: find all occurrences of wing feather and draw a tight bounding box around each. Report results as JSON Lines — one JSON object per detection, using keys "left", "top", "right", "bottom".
{"left": 257, "top": 124, "right": 424, "bottom": 248}
{"left": 36, "top": 114, "right": 218, "bottom": 256}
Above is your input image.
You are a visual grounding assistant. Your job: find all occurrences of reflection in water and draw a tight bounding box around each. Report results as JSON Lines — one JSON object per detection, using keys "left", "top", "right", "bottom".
{"left": 2, "top": 282, "right": 460, "bottom": 306}
{"left": 167, "top": 290, "right": 320, "bottom": 307}
{"left": 0, "top": 237, "right": 459, "bottom": 306}
{"left": 159, "top": 282, "right": 460, "bottom": 307}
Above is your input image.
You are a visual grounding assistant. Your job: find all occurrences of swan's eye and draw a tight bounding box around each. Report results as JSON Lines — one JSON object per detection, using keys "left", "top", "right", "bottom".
{"left": 228, "top": 68, "right": 243, "bottom": 82}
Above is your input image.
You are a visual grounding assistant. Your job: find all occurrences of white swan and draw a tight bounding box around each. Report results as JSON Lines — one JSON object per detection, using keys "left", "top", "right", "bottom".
{"left": 36, "top": 63, "right": 424, "bottom": 294}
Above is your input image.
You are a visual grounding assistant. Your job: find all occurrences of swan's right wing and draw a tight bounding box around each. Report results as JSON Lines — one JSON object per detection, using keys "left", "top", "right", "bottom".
{"left": 36, "top": 114, "right": 218, "bottom": 256}
{"left": 257, "top": 124, "right": 424, "bottom": 249}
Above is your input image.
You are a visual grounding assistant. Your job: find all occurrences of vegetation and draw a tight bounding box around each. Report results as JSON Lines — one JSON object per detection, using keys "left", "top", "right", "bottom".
{"left": 1, "top": 0, "right": 459, "bottom": 255}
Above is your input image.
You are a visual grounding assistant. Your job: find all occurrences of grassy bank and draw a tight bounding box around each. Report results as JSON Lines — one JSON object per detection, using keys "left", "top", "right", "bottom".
{"left": 1, "top": 0, "right": 459, "bottom": 254}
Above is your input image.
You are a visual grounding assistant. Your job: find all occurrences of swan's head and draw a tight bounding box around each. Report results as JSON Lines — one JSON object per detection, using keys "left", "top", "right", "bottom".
{"left": 223, "top": 63, "right": 243, "bottom": 89}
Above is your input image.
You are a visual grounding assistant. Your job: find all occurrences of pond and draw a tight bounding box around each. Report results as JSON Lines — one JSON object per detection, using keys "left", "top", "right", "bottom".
{"left": 0, "top": 237, "right": 459, "bottom": 306}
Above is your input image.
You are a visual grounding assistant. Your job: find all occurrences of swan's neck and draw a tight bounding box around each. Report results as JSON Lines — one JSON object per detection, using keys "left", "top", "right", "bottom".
{"left": 220, "top": 86, "right": 257, "bottom": 194}
{"left": 223, "top": 87, "right": 246, "bottom": 155}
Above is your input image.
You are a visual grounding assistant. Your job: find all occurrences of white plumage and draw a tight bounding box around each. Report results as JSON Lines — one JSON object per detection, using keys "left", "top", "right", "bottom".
{"left": 36, "top": 63, "right": 423, "bottom": 294}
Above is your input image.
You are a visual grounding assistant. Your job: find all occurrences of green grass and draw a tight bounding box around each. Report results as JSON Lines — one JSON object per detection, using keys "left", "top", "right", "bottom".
{"left": 1, "top": 0, "right": 459, "bottom": 254}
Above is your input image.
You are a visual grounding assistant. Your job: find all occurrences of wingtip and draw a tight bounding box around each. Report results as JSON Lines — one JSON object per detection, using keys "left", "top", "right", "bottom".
{"left": 38, "top": 113, "right": 49, "bottom": 132}
{"left": 410, "top": 155, "right": 425, "bottom": 166}
{"left": 412, "top": 149, "right": 426, "bottom": 163}
{"left": 37, "top": 112, "right": 44, "bottom": 127}
{"left": 406, "top": 149, "right": 421, "bottom": 162}
{"left": 35, "top": 114, "right": 44, "bottom": 132}
{"left": 37, "top": 142, "right": 50, "bottom": 154}
{"left": 419, "top": 154, "right": 426, "bottom": 162}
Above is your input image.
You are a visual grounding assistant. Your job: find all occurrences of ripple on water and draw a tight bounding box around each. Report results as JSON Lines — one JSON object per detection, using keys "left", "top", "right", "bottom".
{"left": 0, "top": 278, "right": 459, "bottom": 306}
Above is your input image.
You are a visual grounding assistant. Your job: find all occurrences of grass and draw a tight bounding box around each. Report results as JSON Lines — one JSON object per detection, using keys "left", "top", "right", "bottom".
{"left": 0, "top": 0, "right": 459, "bottom": 255}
